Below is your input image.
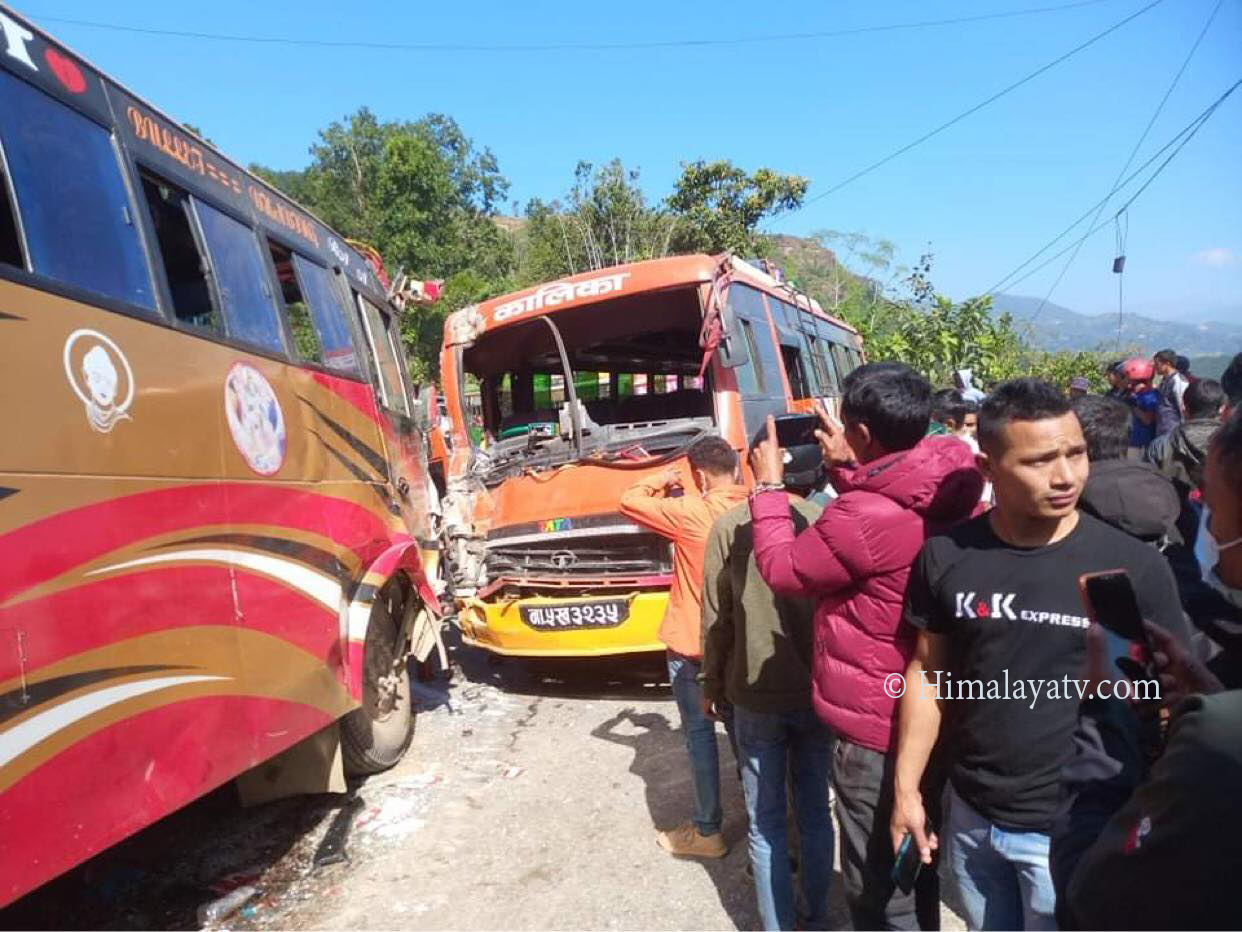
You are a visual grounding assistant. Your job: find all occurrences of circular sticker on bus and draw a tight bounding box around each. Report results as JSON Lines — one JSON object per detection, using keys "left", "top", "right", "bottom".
{"left": 63, "top": 329, "right": 135, "bottom": 433}
{"left": 224, "top": 362, "right": 286, "bottom": 475}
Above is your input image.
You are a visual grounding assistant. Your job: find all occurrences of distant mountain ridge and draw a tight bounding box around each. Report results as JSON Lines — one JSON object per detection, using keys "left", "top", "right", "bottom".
{"left": 991, "top": 294, "right": 1242, "bottom": 356}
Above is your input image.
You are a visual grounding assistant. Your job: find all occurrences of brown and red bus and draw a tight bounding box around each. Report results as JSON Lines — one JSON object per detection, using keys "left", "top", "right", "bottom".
{"left": 437, "top": 253, "right": 863, "bottom": 658}
{"left": 0, "top": 7, "right": 443, "bottom": 905}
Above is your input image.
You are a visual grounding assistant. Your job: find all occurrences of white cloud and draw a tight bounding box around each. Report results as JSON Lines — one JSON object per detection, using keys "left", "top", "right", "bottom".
{"left": 1193, "top": 247, "right": 1238, "bottom": 269}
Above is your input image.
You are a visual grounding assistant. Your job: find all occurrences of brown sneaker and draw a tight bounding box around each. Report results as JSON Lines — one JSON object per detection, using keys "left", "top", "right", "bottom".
{"left": 656, "top": 822, "right": 727, "bottom": 859}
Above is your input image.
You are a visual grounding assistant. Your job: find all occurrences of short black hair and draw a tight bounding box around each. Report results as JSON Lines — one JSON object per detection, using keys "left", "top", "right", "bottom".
{"left": 840, "top": 362, "right": 931, "bottom": 452}
{"left": 1071, "top": 395, "right": 1130, "bottom": 462}
{"left": 978, "top": 378, "right": 1072, "bottom": 454}
{"left": 1210, "top": 407, "right": 1242, "bottom": 488}
{"left": 1154, "top": 349, "right": 1177, "bottom": 367}
{"left": 687, "top": 436, "right": 738, "bottom": 476}
{"left": 1175, "top": 355, "right": 1191, "bottom": 374}
{"left": 932, "top": 389, "right": 968, "bottom": 427}
{"left": 1221, "top": 352, "right": 1242, "bottom": 405}
{"left": 1185, "top": 379, "right": 1225, "bottom": 420}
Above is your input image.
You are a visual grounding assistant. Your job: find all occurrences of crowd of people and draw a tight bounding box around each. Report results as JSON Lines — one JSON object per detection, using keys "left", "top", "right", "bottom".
{"left": 616, "top": 348, "right": 1242, "bottom": 930}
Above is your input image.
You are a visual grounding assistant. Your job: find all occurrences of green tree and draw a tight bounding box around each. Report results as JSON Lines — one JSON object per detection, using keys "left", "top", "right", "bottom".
{"left": 666, "top": 160, "right": 807, "bottom": 255}
{"left": 521, "top": 160, "right": 676, "bottom": 280}
{"left": 253, "top": 108, "right": 518, "bottom": 380}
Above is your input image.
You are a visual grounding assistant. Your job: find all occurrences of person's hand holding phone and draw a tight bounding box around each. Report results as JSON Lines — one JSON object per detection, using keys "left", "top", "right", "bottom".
{"left": 813, "top": 402, "right": 854, "bottom": 468}
{"left": 890, "top": 789, "right": 938, "bottom": 866}
{"left": 749, "top": 416, "right": 785, "bottom": 486}
{"left": 1143, "top": 621, "right": 1223, "bottom": 705}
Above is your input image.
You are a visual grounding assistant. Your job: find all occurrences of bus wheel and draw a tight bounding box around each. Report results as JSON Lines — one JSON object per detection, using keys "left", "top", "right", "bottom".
{"left": 341, "top": 591, "right": 415, "bottom": 776}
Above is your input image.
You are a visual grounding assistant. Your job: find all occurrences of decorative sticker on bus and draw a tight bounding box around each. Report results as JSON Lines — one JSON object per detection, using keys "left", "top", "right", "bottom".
{"left": 327, "top": 236, "right": 373, "bottom": 290}
{"left": 247, "top": 183, "right": 319, "bottom": 248}
{"left": 541, "top": 517, "right": 573, "bottom": 533}
{"left": 0, "top": 8, "right": 109, "bottom": 116}
{"left": 224, "top": 362, "right": 286, "bottom": 475}
{"left": 62, "top": 329, "right": 134, "bottom": 433}
{"left": 125, "top": 103, "right": 243, "bottom": 197}
{"left": 492, "top": 272, "right": 630, "bottom": 322}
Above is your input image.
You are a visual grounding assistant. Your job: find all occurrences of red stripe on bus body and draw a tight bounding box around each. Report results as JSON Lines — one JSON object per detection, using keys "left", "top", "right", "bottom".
{"left": 0, "top": 695, "right": 332, "bottom": 907}
{"left": 310, "top": 371, "right": 385, "bottom": 424}
{"left": 0, "top": 483, "right": 393, "bottom": 605}
{"left": 0, "top": 569, "right": 337, "bottom": 682}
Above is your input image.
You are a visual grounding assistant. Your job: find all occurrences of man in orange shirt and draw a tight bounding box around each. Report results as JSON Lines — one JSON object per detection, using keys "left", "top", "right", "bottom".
{"left": 620, "top": 436, "right": 748, "bottom": 858}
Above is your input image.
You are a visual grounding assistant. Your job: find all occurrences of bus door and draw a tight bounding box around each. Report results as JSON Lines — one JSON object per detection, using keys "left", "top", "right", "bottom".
{"left": 766, "top": 296, "right": 816, "bottom": 413}
{"left": 351, "top": 292, "right": 433, "bottom": 544}
{"left": 726, "top": 283, "right": 788, "bottom": 442}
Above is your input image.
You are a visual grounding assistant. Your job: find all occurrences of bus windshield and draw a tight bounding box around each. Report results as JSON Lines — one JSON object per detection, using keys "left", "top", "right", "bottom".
{"left": 463, "top": 285, "right": 714, "bottom": 479}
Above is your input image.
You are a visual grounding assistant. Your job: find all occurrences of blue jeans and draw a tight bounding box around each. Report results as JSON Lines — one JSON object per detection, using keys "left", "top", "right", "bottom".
{"left": 667, "top": 652, "right": 731, "bottom": 835}
{"left": 942, "top": 783, "right": 1056, "bottom": 930}
{"left": 735, "top": 705, "right": 835, "bottom": 931}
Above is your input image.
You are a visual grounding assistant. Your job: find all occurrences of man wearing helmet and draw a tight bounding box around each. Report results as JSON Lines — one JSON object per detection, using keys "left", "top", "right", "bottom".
{"left": 1120, "top": 357, "right": 1159, "bottom": 452}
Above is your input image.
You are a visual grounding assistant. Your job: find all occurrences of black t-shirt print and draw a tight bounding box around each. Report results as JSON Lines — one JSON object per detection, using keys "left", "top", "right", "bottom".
{"left": 904, "top": 511, "right": 1189, "bottom": 831}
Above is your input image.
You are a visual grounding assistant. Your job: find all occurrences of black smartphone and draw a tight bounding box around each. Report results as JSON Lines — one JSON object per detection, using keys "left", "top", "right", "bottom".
{"left": 1079, "top": 570, "right": 1152, "bottom": 681}
{"left": 891, "top": 831, "right": 926, "bottom": 894}
{"left": 771, "top": 413, "right": 820, "bottom": 448}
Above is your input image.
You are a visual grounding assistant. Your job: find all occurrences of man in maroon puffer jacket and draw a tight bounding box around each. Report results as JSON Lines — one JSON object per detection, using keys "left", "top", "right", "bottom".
{"left": 750, "top": 363, "right": 983, "bottom": 930}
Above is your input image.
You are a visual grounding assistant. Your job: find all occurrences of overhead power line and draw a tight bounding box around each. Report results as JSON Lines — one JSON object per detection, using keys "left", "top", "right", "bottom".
{"left": 1018, "top": 0, "right": 1224, "bottom": 332}
{"left": 27, "top": 0, "right": 1119, "bottom": 53}
{"left": 795, "top": 0, "right": 1167, "bottom": 209}
{"left": 985, "top": 78, "right": 1242, "bottom": 296}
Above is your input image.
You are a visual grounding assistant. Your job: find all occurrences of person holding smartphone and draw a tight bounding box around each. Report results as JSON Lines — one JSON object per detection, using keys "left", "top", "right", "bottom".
{"left": 1051, "top": 409, "right": 1242, "bottom": 929}
{"left": 891, "top": 379, "right": 1191, "bottom": 930}
{"left": 750, "top": 362, "right": 983, "bottom": 930}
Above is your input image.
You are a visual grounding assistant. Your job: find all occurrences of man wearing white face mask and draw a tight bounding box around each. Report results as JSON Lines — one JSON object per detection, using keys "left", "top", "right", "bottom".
{"left": 1188, "top": 410, "right": 1242, "bottom": 687}
{"left": 1050, "top": 409, "right": 1242, "bottom": 929}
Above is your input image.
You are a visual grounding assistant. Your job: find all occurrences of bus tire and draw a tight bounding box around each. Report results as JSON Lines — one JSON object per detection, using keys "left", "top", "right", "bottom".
{"left": 341, "top": 592, "right": 415, "bottom": 776}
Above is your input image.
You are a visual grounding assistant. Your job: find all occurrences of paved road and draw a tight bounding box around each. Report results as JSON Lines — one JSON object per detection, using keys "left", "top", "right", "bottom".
{"left": 1, "top": 634, "right": 963, "bottom": 930}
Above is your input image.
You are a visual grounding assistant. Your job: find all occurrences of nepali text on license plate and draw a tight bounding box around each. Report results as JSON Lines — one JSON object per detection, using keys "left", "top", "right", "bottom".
{"left": 519, "top": 600, "right": 629, "bottom": 630}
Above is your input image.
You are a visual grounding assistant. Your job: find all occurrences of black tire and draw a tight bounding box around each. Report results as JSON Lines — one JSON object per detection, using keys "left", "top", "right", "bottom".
{"left": 341, "top": 590, "right": 415, "bottom": 776}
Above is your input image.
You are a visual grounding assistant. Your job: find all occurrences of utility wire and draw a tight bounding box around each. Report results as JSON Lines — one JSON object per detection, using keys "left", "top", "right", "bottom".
{"left": 1018, "top": 0, "right": 1223, "bottom": 334}
{"left": 986, "top": 78, "right": 1241, "bottom": 296}
{"left": 26, "top": 0, "right": 1118, "bottom": 53}
{"left": 794, "top": 0, "right": 1167, "bottom": 209}
{"left": 986, "top": 78, "right": 1237, "bottom": 296}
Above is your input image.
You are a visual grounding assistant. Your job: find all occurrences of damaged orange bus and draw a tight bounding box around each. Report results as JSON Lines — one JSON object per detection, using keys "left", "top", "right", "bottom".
{"left": 437, "top": 254, "right": 863, "bottom": 657}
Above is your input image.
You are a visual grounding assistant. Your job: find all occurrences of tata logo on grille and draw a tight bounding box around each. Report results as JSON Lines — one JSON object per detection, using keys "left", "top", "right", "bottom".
{"left": 549, "top": 551, "right": 577, "bottom": 570}
{"left": 542, "top": 518, "right": 572, "bottom": 533}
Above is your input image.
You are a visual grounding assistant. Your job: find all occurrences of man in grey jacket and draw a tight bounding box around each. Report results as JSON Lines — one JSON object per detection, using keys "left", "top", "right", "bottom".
{"left": 700, "top": 443, "right": 831, "bottom": 931}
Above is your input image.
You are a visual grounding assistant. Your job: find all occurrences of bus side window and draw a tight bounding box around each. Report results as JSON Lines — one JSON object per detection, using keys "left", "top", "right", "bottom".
{"left": 292, "top": 255, "right": 359, "bottom": 376}
{"left": 356, "top": 294, "right": 411, "bottom": 417}
{"left": 139, "top": 174, "right": 219, "bottom": 333}
{"left": 193, "top": 201, "right": 285, "bottom": 354}
{"left": 829, "top": 341, "right": 854, "bottom": 384}
{"left": 739, "top": 319, "right": 766, "bottom": 394}
{"left": 780, "top": 343, "right": 810, "bottom": 399}
{"left": 268, "top": 240, "right": 323, "bottom": 366}
{"left": 809, "top": 337, "right": 838, "bottom": 394}
{"left": 0, "top": 162, "right": 22, "bottom": 268}
{"left": 0, "top": 70, "right": 154, "bottom": 309}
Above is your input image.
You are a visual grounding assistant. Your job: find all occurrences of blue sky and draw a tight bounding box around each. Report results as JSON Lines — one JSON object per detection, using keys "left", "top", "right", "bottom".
{"left": 19, "top": 0, "right": 1241, "bottom": 320}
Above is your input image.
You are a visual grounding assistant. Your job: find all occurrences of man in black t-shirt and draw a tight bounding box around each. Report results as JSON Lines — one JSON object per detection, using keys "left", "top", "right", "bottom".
{"left": 889, "top": 379, "right": 1189, "bottom": 931}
